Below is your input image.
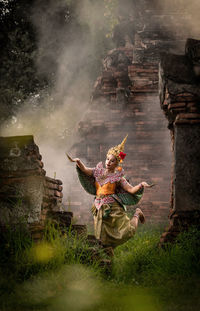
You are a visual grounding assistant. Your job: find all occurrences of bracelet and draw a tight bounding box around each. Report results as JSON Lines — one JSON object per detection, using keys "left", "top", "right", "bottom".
{"left": 139, "top": 183, "right": 143, "bottom": 189}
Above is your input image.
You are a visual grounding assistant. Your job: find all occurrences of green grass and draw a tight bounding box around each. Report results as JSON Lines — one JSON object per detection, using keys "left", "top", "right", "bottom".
{"left": 112, "top": 224, "right": 200, "bottom": 285}
{"left": 113, "top": 224, "right": 200, "bottom": 285}
{"left": 1, "top": 222, "right": 200, "bottom": 311}
{"left": 0, "top": 221, "right": 107, "bottom": 282}
{"left": 110, "top": 224, "right": 200, "bottom": 311}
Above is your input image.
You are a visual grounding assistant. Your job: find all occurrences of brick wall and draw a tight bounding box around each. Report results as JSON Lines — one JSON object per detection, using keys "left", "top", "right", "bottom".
{"left": 0, "top": 135, "right": 64, "bottom": 226}
{"left": 68, "top": 47, "right": 170, "bottom": 224}
{"left": 159, "top": 38, "right": 200, "bottom": 244}
{"left": 66, "top": 7, "right": 197, "bottom": 225}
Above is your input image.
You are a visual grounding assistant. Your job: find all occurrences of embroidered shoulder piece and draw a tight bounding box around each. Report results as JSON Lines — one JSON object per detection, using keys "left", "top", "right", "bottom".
{"left": 93, "top": 161, "right": 124, "bottom": 186}
{"left": 93, "top": 161, "right": 104, "bottom": 178}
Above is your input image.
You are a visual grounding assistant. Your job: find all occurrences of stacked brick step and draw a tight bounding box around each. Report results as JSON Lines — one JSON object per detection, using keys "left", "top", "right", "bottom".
{"left": 162, "top": 91, "right": 200, "bottom": 126}
{"left": 129, "top": 64, "right": 158, "bottom": 93}
{"left": 41, "top": 176, "right": 63, "bottom": 225}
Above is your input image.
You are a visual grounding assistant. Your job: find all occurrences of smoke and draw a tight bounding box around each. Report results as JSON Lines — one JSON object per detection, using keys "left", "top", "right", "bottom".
{"left": 155, "top": 0, "right": 200, "bottom": 47}
{"left": 1, "top": 0, "right": 118, "bottom": 212}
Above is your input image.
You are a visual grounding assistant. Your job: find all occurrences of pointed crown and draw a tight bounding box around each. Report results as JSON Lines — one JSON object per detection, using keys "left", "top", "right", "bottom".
{"left": 107, "top": 134, "right": 128, "bottom": 163}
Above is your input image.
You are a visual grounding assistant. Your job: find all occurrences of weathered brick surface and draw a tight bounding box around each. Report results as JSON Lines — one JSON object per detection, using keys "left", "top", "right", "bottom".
{"left": 0, "top": 136, "right": 113, "bottom": 267}
{"left": 67, "top": 7, "right": 198, "bottom": 226}
{"left": 0, "top": 135, "right": 64, "bottom": 227}
{"left": 159, "top": 38, "right": 200, "bottom": 245}
{"left": 69, "top": 56, "right": 171, "bottom": 224}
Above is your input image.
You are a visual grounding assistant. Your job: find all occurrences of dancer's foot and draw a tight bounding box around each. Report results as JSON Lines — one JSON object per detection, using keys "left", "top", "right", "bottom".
{"left": 102, "top": 246, "right": 114, "bottom": 257}
{"left": 134, "top": 208, "right": 145, "bottom": 224}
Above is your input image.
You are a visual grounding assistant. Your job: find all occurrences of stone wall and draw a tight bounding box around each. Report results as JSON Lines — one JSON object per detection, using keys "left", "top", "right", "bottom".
{"left": 67, "top": 6, "right": 196, "bottom": 224}
{"left": 0, "top": 135, "right": 95, "bottom": 243}
{"left": 0, "top": 135, "right": 64, "bottom": 226}
{"left": 159, "top": 38, "right": 200, "bottom": 244}
{"left": 70, "top": 48, "right": 171, "bottom": 223}
{"left": 0, "top": 136, "right": 113, "bottom": 265}
{"left": 68, "top": 54, "right": 166, "bottom": 223}
{"left": 66, "top": 4, "right": 200, "bottom": 226}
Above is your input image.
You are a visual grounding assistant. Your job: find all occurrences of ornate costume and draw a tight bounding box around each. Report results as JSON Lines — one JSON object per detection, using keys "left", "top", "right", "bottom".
{"left": 76, "top": 135, "right": 144, "bottom": 248}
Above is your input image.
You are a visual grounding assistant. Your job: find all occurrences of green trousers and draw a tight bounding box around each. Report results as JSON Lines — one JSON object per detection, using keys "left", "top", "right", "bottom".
{"left": 91, "top": 201, "right": 136, "bottom": 248}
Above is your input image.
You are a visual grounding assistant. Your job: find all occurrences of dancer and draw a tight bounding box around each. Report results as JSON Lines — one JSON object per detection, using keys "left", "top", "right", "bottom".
{"left": 67, "top": 135, "right": 154, "bottom": 249}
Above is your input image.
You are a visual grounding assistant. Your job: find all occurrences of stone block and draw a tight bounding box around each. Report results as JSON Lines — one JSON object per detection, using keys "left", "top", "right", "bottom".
{"left": 0, "top": 175, "right": 45, "bottom": 224}
{"left": 48, "top": 211, "right": 73, "bottom": 228}
{"left": 0, "top": 136, "right": 43, "bottom": 174}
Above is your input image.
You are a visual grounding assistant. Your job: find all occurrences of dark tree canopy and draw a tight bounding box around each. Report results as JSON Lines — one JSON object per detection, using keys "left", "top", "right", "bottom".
{"left": 0, "top": 0, "right": 113, "bottom": 123}
{"left": 0, "top": 0, "right": 48, "bottom": 119}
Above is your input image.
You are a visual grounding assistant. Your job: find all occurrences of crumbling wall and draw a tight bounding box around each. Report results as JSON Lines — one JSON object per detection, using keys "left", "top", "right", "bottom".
{"left": 0, "top": 136, "right": 67, "bottom": 229}
{"left": 0, "top": 135, "right": 113, "bottom": 265}
{"left": 159, "top": 38, "right": 200, "bottom": 244}
{"left": 68, "top": 7, "right": 195, "bottom": 224}
{"left": 0, "top": 135, "right": 94, "bottom": 242}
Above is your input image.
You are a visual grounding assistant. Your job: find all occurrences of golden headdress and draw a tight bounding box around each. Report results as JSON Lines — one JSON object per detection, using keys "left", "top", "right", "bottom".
{"left": 107, "top": 134, "right": 128, "bottom": 164}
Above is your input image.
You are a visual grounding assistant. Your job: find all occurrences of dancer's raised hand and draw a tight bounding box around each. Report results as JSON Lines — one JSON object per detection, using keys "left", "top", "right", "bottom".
{"left": 66, "top": 153, "right": 81, "bottom": 165}
{"left": 141, "top": 182, "right": 156, "bottom": 188}
{"left": 65, "top": 153, "right": 93, "bottom": 176}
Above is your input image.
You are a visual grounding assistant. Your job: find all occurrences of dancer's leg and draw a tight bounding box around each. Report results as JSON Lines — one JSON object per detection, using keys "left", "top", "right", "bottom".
{"left": 130, "top": 208, "right": 145, "bottom": 228}
{"left": 130, "top": 214, "right": 139, "bottom": 229}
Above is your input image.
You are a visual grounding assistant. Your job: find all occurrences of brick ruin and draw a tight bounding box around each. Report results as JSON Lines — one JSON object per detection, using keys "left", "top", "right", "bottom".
{"left": 68, "top": 6, "right": 196, "bottom": 225}
{"left": 0, "top": 135, "right": 71, "bottom": 239}
{"left": 159, "top": 38, "right": 200, "bottom": 244}
{"left": 0, "top": 135, "right": 113, "bottom": 266}
{"left": 70, "top": 46, "right": 170, "bottom": 224}
{"left": 0, "top": 136, "right": 97, "bottom": 239}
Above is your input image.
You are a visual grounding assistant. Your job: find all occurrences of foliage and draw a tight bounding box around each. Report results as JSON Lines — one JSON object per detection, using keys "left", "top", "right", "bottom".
{"left": 112, "top": 225, "right": 200, "bottom": 285}
{"left": 0, "top": 220, "right": 106, "bottom": 283}
{"left": 0, "top": 222, "right": 161, "bottom": 311}
{"left": 1, "top": 223, "right": 200, "bottom": 310}
{"left": 103, "top": 0, "right": 119, "bottom": 38}
{"left": 0, "top": 0, "right": 48, "bottom": 121}
{"left": 111, "top": 225, "right": 200, "bottom": 311}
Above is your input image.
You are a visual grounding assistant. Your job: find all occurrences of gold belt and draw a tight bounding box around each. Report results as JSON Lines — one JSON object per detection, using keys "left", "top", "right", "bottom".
{"left": 96, "top": 194, "right": 114, "bottom": 198}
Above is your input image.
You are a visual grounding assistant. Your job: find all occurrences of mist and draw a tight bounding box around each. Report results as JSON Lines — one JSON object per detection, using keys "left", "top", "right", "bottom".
{"left": 1, "top": 0, "right": 115, "bottom": 198}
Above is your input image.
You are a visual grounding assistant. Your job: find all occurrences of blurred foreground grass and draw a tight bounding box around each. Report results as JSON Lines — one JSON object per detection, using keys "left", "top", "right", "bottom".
{"left": 0, "top": 221, "right": 200, "bottom": 311}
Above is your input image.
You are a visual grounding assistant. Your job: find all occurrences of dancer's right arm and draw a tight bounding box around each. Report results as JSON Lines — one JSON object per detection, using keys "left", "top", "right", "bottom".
{"left": 72, "top": 158, "right": 93, "bottom": 176}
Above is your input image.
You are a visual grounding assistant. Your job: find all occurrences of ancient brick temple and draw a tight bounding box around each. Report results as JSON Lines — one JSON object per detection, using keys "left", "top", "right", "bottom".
{"left": 159, "top": 38, "right": 200, "bottom": 244}
{"left": 70, "top": 47, "right": 170, "bottom": 223}
{"left": 69, "top": 6, "right": 196, "bottom": 225}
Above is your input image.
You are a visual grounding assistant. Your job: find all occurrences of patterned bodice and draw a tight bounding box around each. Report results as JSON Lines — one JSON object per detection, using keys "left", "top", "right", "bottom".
{"left": 92, "top": 162, "right": 125, "bottom": 209}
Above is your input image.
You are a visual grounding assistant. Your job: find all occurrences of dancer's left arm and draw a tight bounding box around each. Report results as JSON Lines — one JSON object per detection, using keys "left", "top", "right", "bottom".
{"left": 69, "top": 157, "right": 93, "bottom": 176}
{"left": 119, "top": 177, "right": 152, "bottom": 194}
